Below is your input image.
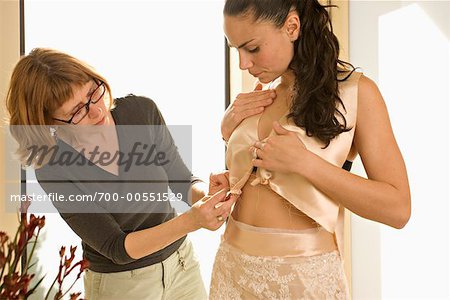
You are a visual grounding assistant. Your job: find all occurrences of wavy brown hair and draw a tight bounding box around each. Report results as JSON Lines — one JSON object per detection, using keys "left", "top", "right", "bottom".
{"left": 5, "top": 48, "right": 114, "bottom": 168}
{"left": 224, "top": 0, "right": 356, "bottom": 148}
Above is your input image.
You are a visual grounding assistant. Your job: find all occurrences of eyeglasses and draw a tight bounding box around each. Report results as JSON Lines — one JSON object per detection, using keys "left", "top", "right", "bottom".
{"left": 53, "top": 80, "right": 106, "bottom": 125}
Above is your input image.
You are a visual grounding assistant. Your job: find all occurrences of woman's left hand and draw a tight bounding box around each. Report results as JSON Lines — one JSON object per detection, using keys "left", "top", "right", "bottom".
{"left": 250, "top": 121, "right": 309, "bottom": 174}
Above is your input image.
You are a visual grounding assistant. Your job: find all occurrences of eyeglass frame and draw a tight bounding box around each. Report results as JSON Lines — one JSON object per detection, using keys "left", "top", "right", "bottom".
{"left": 52, "top": 80, "right": 106, "bottom": 124}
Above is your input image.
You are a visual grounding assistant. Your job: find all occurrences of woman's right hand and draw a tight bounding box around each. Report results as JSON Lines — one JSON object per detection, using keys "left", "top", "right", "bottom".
{"left": 221, "top": 83, "right": 276, "bottom": 141}
{"left": 187, "top": 189, "right": 235, "bottom": 231}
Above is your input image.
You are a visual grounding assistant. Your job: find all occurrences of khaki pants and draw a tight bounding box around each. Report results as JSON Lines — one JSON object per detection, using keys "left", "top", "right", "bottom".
{"left": 84, "top": 239, "right": 206, "bottom": 300}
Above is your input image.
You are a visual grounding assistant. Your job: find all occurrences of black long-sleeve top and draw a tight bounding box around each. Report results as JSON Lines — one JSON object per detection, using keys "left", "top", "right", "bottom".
{"left": 36, "top": 95, "right": 200, "bottom": 272}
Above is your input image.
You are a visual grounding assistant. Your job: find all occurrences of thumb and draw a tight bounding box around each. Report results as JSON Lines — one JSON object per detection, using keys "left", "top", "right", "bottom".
{"left": 254, "top": 82, "right": 263, "bottom": 91}
{"left": 209, "top": 173, "right": 217, "bottom": 184}
{"left": 273, "top": 121, "right": 289, "bottom": 135}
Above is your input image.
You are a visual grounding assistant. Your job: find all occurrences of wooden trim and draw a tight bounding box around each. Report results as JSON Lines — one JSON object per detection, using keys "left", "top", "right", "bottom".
{"left": 0, "top": 0, "right": 21, "bottom": 236}
{"left": 331, "top": 0, "right": 350, "bottom": 62}
{"left": 328, "top": 0, "right": 352, "bottom": 296}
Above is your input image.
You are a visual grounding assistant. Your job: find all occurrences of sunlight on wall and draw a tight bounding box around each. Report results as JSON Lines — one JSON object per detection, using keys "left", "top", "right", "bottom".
{"left": 379, "top": 3, "right": 449, "bottom": 298}
{"left": 350, "top": 1, "right": 449, "bottom": 299}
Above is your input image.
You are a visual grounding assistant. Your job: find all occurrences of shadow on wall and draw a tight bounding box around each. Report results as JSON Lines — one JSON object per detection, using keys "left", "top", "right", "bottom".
{"left": 417, "top": 1, "right": 450, "bottom": 40}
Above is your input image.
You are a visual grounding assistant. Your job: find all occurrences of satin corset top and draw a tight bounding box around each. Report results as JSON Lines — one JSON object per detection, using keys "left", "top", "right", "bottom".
{"left": 226, "top": 71, "right": 362, "bottom": 234}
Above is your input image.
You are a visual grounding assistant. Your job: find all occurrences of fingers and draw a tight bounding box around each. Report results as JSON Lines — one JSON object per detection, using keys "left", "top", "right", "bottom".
{"left": 238, "top": 107, "right": 264, "bottom": 120}
{"left": 213, "top": 193, "right": 238, "bottom": 224}
{"left": 205, "top": 189, "right": 228, "bottom": 207}
{"left": 214, "top": 196, "right": 235, "bottom": 216}
{"left": 209, "top": 172, "right": 229, "bottom": 187}
{"left": 249, "top": 147, "right": 265, "bottom": 161}
{"left": 231, "top": 91, "right": 275, "bottom": 122}
{"left": 236, "top": 93, "right": 275, "bottom": 114}
{"left": 236, "top": 89, "right": 276, "bottom": 104}
{"left": 249, "top": 141, "right": 267, "bottom": 160}
{"left": 223, "top": 89, "right": 276, "bottom": 136}
{"left": 254, "top": 141, "right": 265, "bottom": 150}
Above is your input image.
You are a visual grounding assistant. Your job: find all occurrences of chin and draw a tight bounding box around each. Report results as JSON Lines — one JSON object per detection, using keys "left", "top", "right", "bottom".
{"left": 258, "top": 78, "right": 272, "bottom": 84}
{"left": 254, "top": 72, "right": 278, "bottom": 84}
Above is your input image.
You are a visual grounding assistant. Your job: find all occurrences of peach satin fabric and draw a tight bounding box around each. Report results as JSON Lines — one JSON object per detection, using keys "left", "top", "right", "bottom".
{"left": 225, "top": 71, "right": 362, "bottom": 260}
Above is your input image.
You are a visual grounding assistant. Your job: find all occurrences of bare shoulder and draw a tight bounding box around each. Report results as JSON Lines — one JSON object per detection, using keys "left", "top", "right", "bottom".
{"left": 355, "top": 74, "right": 393, "bottom": 131}
{"left": 356, "top": 74, "right": 387, "bottom": 110}
{"left": 355, "top": 73, "right": 392, "bottom": 134}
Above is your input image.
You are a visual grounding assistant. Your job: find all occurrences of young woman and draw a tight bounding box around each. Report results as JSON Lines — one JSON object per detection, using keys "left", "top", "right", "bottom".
{"left": 6, "top": 48, "right": 233, "bottom": 300}
{"left": 210, "top": 0, "right": 411, "bottom": 298}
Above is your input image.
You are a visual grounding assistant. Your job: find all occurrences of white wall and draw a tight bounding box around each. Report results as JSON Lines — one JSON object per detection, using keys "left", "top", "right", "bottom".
{"left": 350, "top": 1, "right": 449, "bottom": 299}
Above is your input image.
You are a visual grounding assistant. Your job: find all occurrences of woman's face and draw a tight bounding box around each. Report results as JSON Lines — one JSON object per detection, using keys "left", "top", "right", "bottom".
{"left": 53, "top": 80, "right": 111, "bottom": 126}
{"left": 224, "top": 12, "right": 299, "bottom": 84}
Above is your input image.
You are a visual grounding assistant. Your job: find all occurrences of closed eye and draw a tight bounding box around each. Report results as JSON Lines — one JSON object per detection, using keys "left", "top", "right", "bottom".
{"left": 67, "top": 82, "right": 96, "bottom": 115}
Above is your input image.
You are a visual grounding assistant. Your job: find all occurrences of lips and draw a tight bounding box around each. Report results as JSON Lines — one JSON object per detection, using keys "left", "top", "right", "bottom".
{"left": 250, "top": 72, "right": 262, "bottom": 77}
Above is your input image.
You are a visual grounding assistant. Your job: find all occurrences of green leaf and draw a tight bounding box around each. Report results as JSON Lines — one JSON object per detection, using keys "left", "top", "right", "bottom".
{"left": 26, "top": 275, "right": 46, "bottom": 296}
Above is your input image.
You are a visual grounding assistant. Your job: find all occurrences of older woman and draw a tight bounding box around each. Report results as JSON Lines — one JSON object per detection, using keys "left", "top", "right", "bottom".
{"left": 6, "top": 48, "right": 233, "bottom": 300}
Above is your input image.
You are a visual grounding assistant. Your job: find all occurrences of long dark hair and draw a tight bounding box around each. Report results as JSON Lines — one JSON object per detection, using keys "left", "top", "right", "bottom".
{"left": 224, "top": 0, "right": 356, "bottom": 148}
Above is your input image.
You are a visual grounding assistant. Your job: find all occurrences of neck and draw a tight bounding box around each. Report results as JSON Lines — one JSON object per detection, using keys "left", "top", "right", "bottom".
{"left": 279, "top": 70, "right": 296, "bottom": 90}
{"left": 270, "top": 70, "right": 295, "bottom": 107}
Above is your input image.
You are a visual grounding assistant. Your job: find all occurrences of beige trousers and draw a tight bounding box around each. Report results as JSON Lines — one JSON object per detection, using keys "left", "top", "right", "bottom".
{"left": 84, "top": 239, "right": 206, "bottom": 300}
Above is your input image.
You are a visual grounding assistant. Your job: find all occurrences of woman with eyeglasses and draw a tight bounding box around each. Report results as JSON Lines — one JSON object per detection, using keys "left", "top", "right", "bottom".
{"left": 210, "top": 0, "right": 411, "bottom": 298}
{"left": 6, "top": 48, "right": 233, "bottom": 300}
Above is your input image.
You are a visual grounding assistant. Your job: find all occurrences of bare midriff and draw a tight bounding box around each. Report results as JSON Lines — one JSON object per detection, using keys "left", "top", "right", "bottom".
{"left": 231, "top": 173, "right": 318, "bottom": 230}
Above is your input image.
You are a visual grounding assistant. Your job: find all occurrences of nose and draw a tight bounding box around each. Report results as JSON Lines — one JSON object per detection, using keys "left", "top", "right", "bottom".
{"left": 88, "top": 105, "right": 102, "bottom": 119}
{"left": 238, "top": 50, "right": 253, "bottom": 71}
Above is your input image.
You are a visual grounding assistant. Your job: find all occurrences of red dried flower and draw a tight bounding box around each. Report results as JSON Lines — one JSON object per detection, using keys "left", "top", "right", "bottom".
{"left": 0, "top": 213, "right": 85, "bottom": 300}
{"left": 0, "top": 252, "right": 6, "bottom": 269}
{"left": 0, "top": 231, "right": 8, "bottom": 244}
{"left": 19, "top": 195, "right": 33, "bottom": 213}
{"left": 59, "top": 246, "right": 66, "bottom": 258}
{"left": 70, "top": 292, "right": 82, "bottom": 300}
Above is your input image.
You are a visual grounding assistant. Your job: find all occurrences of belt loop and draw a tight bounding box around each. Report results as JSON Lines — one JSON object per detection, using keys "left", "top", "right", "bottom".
{"left": 161, "top": 261, "right": 165, "bottom": 289}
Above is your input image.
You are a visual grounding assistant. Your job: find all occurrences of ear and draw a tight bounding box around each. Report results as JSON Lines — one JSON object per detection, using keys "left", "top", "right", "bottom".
{"left": 284, "top": 11, "right": 300, "bottom": 42}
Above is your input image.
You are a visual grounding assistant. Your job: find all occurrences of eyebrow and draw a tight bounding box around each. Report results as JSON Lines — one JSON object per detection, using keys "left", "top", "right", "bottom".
{"left": 228, "top": 38, "right": 255, "bottom": 49}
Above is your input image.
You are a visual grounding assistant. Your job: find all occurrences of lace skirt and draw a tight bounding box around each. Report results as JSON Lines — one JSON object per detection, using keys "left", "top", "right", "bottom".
{"left": 209, "top": 216, "right": 349, "bottom": 300}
